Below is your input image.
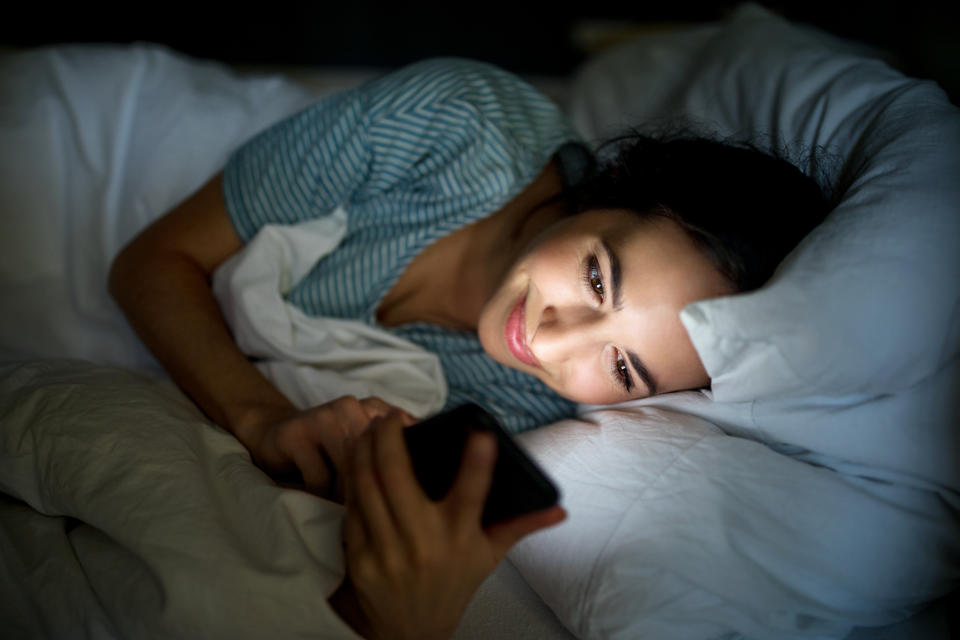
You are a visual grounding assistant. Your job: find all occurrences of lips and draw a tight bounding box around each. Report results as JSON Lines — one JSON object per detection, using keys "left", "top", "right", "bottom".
{"left": 505, "top": 293, "right": 541, "bottom": 368}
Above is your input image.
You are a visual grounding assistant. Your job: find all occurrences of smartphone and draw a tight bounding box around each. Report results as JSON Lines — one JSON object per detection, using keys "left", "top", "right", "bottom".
{"left": 403, "top": 403, "right": 560, "bottom": 527}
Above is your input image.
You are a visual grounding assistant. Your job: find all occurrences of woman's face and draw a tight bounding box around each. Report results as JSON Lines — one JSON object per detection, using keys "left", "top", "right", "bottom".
{"left": 477, "top": 209, "right": 734, "bottom": 405}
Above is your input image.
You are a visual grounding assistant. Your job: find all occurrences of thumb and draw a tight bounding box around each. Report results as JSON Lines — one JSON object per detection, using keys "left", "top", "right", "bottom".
{"left": 485, "top": 505, "right": 567, "bottom": 556}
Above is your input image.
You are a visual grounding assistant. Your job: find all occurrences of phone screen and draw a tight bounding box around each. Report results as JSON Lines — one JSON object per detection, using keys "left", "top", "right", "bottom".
{"left": 403, "top": 403, "right": 560, "bottom": 526}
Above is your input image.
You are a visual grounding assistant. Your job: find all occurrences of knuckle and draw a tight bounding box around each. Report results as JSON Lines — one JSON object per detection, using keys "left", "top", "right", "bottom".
{"left": 361, "top": 397, "right": 389, "bottom": 412}
{"left": 335, "top": 395, "right": 372, "bottom": 425}
{"left": 335, "top": 395, "right": 361, "bottom": 410}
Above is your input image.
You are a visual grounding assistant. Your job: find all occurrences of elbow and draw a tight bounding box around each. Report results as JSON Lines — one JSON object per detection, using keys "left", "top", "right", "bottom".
{"left": 107, "top": 244, "right": 130, "bottom": 304}
{"left": 108, "top": 235, "right": 158, "bottom": 309}
{"left": 108, "top": 241, "right": 139, "bottom": 305}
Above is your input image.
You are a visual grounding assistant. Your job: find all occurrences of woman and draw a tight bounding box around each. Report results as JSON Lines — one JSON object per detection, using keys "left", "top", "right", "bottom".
{"left": 109, "top": 57, "right": 828, "bottom": 638}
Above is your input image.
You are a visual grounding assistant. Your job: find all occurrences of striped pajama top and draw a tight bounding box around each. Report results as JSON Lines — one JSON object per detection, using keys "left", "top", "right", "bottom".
{"left": 222, "top": 57, "right": 587, "bottom": 432}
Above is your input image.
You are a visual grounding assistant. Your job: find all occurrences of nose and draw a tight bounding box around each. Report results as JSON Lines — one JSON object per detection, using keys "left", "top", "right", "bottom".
{"left": 530, "top": 304, "right": 606, "bottom": 364}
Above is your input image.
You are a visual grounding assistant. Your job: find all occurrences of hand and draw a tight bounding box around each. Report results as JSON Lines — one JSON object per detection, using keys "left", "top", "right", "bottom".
{"left": 331, "top": 411, "right": 566, "bottom": 640}
{"left": 241, "top": 395, "right": 413, "bottom": 498}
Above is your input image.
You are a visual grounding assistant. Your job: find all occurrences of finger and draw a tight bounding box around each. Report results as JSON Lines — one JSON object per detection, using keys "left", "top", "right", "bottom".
{"left": 341, "top": 435, "right": 359, "bottom": 508}
{"left": 330, "top": 396, "right": 376, "bottom": 439}
{"left": 371, "top": 410, "right": 427, "bottom": 539}
{"left": 350, "top": 424, "right": 398, "bottom": 552}
{"left": 485, "top": 505, "right": 567, "bottom": 557}
{"left": 340, "top": 437, "right": 369, "bottom": 554}
{"left": 288, "top": 445, "right": 333, "bottom": 497}
{"left": 444, "top": 431, "right": 497, "bottom": 529}
{"left": 298, "top": 400, "right": 367, "bottom": 470}
{"left": 358, "top": 396, "right": 395, "bottom": 421}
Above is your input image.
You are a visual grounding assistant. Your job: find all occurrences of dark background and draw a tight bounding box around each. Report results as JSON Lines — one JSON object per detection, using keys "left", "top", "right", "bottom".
{"left": 3, "top": 1, "right": 958, "bottom": 104}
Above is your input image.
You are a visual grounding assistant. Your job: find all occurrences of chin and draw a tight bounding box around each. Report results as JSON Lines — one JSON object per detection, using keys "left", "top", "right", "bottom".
{"left": 475, "top": 313, "right": 502, "bottom": 364}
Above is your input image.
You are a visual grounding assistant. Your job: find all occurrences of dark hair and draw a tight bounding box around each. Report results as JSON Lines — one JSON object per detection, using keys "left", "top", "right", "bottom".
{"left": 568, "top": 131, "right": 832, "bottom": 292}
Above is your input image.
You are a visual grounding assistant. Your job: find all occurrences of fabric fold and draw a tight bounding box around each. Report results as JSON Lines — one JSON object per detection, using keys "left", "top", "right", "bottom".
{"left": 212, "top": 206, "right": 448, "bottom": 417}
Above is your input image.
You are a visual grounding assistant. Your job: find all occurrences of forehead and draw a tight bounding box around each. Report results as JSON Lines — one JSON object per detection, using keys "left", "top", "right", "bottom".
{"left": 590, "top": 210, "right": 732, "bottom": 302}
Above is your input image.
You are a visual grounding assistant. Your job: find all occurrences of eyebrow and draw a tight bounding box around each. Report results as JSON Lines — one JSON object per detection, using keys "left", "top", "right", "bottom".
{"left": 626, "top": 350, "right": 658, "bottom": 396}
{"left": 601, "top": 238, "right": 659, "bottom": 396}
{"left": 600, "top": 239, "right": 623, "bottom": 311}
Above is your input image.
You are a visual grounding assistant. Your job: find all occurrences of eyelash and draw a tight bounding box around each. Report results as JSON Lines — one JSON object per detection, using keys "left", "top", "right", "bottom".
{"left": 582, "top": 254, "right": 604, "bottom": 301}
{"left": 581, "top": 254, "right": 633, "bottom": 392}
{"left": 613, "top": 351, "right": 633, "bottom": 392}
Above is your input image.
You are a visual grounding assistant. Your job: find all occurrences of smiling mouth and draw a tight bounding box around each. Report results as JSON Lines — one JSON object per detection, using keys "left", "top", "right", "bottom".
{"left": 505, "top": 293, "right": 540, "bottom": 368}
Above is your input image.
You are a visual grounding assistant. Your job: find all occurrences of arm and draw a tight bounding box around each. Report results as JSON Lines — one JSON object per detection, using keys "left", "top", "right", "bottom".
{"left": 108, "top": 173, "right": 391, "bottom": 494}
{"left": 109, "top": 172, "right": 287, "bottom": 441}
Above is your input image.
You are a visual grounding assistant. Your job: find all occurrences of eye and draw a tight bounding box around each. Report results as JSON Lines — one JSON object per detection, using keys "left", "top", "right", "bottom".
{"left": 612, "top": 350, "right": 633, "bottom": 392}
{"left": 582, "top": 254, "right": 604, "bottom": 301}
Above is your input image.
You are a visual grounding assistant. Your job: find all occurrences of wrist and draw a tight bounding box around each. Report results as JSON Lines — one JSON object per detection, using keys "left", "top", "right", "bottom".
{"left": 227, "top": 400, "right": 297, "bottom": 450}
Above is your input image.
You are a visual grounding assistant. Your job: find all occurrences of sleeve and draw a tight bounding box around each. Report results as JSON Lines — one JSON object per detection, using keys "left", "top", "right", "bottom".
{"left": 222, "top": 87, "right": 372, "bottom": 243}
{"left": 222, "top": 58, "right": 579, "bottom": 243}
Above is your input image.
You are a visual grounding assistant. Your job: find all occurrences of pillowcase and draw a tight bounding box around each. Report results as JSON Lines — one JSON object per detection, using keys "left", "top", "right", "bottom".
{"left": 509, "top": 400, "right": 960, "bottom": 640}
{"left": 0, "top": 44, "right": 317, "bottom": 370}
{"left": 511, "top": 404, "right": 960, "bottom": 640}
{"left": 566, "top": 3, "right": 960, "bottom": 403}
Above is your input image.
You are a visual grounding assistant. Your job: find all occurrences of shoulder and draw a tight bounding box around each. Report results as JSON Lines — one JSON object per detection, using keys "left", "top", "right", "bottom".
{"left": 361, "top": 57, "right": 561, "bottom": 119}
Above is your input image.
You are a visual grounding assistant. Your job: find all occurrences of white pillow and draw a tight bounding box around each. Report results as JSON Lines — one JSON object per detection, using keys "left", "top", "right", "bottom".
{"left": 561, "top": 0, "right": 959, "bottom": 499}
{"left": 567, "top": 3, "right": 960, "bottom": 402}
{"left": 0, "top": 44, "right": 316, "bottom": 369}
{"left": 512, "top": 406, "right": 959, "bottom": 640}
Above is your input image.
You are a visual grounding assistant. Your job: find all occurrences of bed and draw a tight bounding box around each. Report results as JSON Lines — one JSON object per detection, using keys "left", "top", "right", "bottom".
{"left": 1, "top": 4, "right": 958, "bottom": 639}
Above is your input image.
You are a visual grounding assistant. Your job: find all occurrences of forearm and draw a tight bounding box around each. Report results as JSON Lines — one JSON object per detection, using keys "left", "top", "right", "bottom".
{"left": 109, "top": 248, "right": 295, "bottom": 445}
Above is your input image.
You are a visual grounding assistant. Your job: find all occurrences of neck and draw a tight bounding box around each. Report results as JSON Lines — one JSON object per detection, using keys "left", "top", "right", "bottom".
{"left": 448, "top": 163, "right": 568, "bottom": 329}
{"left": 378, "top": 159, "right": 568, "bottom": 331}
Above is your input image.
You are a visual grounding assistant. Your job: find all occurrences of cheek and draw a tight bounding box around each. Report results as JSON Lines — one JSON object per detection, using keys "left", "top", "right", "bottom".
{"left": 525, "top": 244, "right": 581, "bottom": 298}
{"left": 476, "top": 290, "right": 509, "bottom": 363}
{"left": 550, "top": 361, "right": 624, "bottom": 405}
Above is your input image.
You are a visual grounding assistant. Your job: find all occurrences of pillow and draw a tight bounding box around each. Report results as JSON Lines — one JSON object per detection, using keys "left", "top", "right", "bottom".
{"left": 566, "top": 3, "right": 960, "bottom": 403}
{"left": 563, "top": 2, "right": 960, "bottom": 495}
{"left": 0, "top": 44, "right": 317, "bottom": 369}
{"left": 511, "top": 406, "right": 960, "bottom": 639}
